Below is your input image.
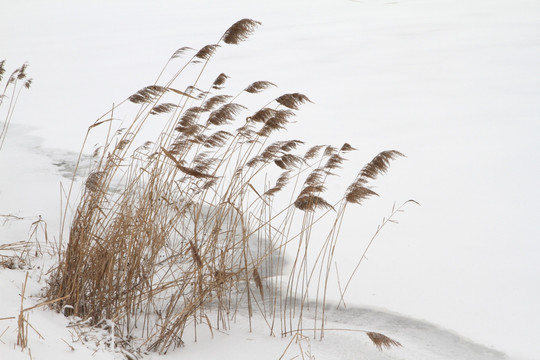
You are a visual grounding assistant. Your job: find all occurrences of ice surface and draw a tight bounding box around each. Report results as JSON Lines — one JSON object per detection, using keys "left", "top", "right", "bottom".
{"left": 1, "top": 0, "right": 539, "bottom": 359}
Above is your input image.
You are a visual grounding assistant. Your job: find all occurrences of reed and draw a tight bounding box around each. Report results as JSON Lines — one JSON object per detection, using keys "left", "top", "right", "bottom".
{"left": 47, "top": 19, "right": 404, "bottom": 354}
{"left": 0, "top": 60, "right": 33, "bottom": 153}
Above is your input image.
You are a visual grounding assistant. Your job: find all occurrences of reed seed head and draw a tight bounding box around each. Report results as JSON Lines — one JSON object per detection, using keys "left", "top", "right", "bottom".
{"left": 359, "top": 150, "right": 404, "bottom": 181}
{"left": 203, "top": 130, "right": 232, "bottom": 148}
{"left": 304, "top": 145, "right": 325, "bottom": 160}
{"left": 0, "top": 60, "right": 5, "bottom": 81}
{"left": 129, "top": 85, "right": 167, "bottom": 104}
{"left": 85, "top": 171, "right": 104, "bottom": 192}
{"left": 222, "top": 19, "right": 261, "bottom": 45}
{"left": 171, "top": 46, "right": 194, "bottom": 60}
{"left": 244, "top": 80, "right": 276, "bottom": 94}
{"left": 324, "top": 153, "right": 346, "bottom": 170}
{"left": 17, "top": 63, "right": 28, "bottom": 80}
{"left": 275, "top": 93, "right": 312, "bottom": 110}
{"left": 345, "top": 185, "right": 378, "bottom": 205}
{"left": 366, "top": 332, "right": 402, "bottom": 351}
{"left": 294, "top": 194, "right": 334, "bottom": 212}
{"left": 178, "top": 107, "right": 203, "bottom": 127}
{"left": 249, "top": 108, "right": 278, "bottom": 123}
{"left": 274, "top": 154, "right": 303, "bottom": 170}
{"left": 195, "top": 44, "right": 219, "bottom": 60}
{"left": 151, "top": 103, "right": 178, "bottom": 115}
{"left": 207, "top": 103, "right": 247, "bottom": 126}
{"left": 264, "top": 170, "right": 291, "bottom": 196}
{"left": 257, "top": 109, "right": 295, "bottom": 137}
{"left": 340, "top": 143, "right": 356, "bottom": 152}
{"left": 212, "top": 73, "right": 229, "bottom": 89}
{"left": 201, "top": 95, "right": 232, "bottom": 112}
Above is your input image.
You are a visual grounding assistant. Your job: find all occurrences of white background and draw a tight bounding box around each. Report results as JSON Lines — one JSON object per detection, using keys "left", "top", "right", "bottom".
{"left": 1, "top": 1, "right": 539, "bottom": 359}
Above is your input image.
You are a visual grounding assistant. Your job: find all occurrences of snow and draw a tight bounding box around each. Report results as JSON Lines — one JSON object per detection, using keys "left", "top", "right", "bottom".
{"left": 1, "top": 0, "right": 539, "bottom": 359}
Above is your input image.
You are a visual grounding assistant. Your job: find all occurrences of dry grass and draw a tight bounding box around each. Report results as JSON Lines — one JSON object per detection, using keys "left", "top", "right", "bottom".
{"left": 0, "top": 215, "right": 50, "bottom": 270}
{"left": 17, "top": 272, "right": 29, "bottom": 349}
{"left": 0, "top": 60, "right": 32, "bottom": 153}
{"left": 46, "top": 19, "right": 405, "bottom": 354}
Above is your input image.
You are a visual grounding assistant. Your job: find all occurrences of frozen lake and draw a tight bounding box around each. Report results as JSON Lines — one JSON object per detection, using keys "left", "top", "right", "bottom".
{"left": 1, "top": 1, "right": 539, "bottom": 359}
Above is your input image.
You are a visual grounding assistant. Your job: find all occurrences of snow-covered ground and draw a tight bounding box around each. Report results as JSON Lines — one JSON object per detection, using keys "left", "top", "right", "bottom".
{"left": 1, "top": 0, "right": 539, "bottom": 359}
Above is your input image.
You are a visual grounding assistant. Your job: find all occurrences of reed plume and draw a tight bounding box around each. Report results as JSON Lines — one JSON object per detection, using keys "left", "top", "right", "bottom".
{"left": 294, "top": 194, "right": 334, "bottom": 211}
{"left": 195, "top": 44, "right": 220, "bottom": 60}
{"left": 171, "top": 46, "right": 194, "bottom": 60}
{"left": 244, "top": 80, "right": 276, "bottom": 94}
{"left": 275, "top": 92, "right": 312, "bottom": 110}
{"left": 0, "top": 60, "right": 5, "bottom": 82}
{"left": 248, "top": 107, "right": 278, "bottom": 123}
{"left": 366, "top": 332, "right": 402, "bottom": 351}
{"left": 0, "top": 61, "right": 32, "bottom": 153}
{"left": 358, "top": 150, "right": 404, "bottom": 181}
{"left": 274, "top": 153, "right": 304, "bottom": 170}
{"left": 129, "top": 85, "right": 168, "bottom": 104}
{"left": 151, "top": 103, "right": 178, "bottom": 115}
{"left": 304, "top": 145, "right": 325, "bottom": 160}
{"left": 340, "top": 142, "right": 356, "bottom": 152}
{"left": 221, "top": 18, "right": 262, "bottom": 45}
{"left": 345, "top": 150, "right": 404, "bottom": 204}
{"left": 202, "top": 95, "right": 232, "bottom": 112}
{"left": 264, "top": 170, "right": 292, "bottom": 196}
{"left": 257, "top": 109, "right": 295, "bottom": 136}
{"left": 207, "top": 103, "right": 247, "bottom": 126}
{"left": 212, "top": 73, "right": 229, "bottom": 89}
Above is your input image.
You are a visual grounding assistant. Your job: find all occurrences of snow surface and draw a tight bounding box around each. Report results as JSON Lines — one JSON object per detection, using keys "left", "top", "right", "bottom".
{"left": 1, "top": 0, "right": 539, "bottom": 359}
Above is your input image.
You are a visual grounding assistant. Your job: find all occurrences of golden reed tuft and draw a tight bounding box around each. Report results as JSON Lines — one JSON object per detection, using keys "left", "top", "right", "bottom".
{"left": 46, "top": 19, "right": 407, "bottom": 355}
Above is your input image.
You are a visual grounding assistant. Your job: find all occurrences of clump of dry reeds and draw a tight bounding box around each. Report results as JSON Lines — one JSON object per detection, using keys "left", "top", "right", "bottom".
{"left": 47, "top": 19, "right": 404, "bottom": 354}
{"left": 0, "top": 60, "right": 32, "bottom": 153}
